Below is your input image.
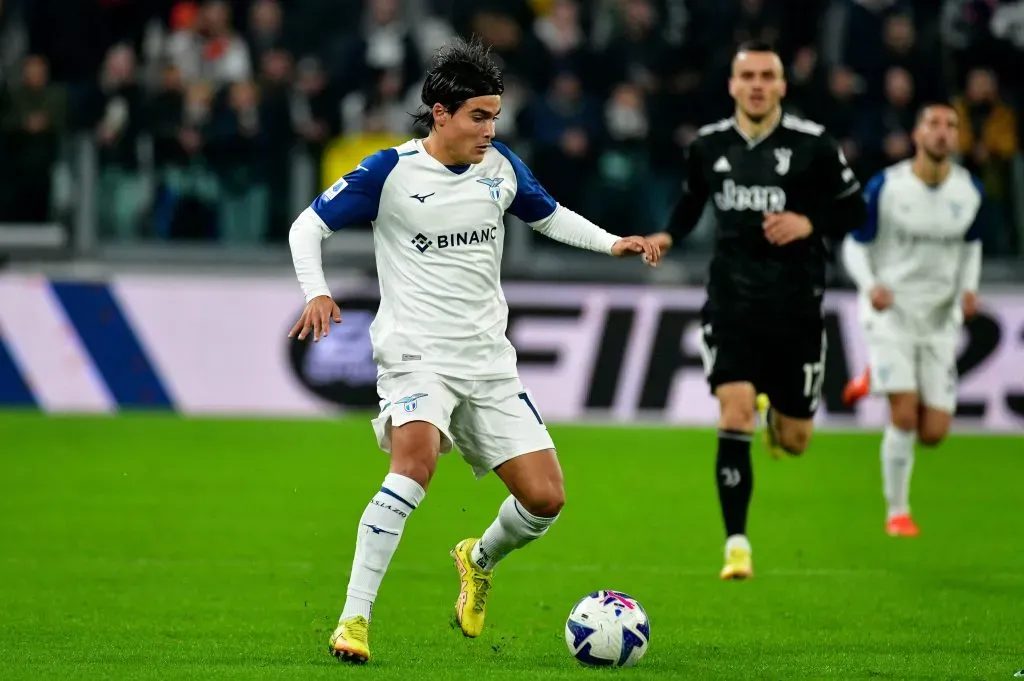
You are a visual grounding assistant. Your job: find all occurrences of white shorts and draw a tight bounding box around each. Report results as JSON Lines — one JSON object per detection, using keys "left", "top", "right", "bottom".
{"left": 371, "top": 371, "right": 555, "bottom": 479}
{"left": 866, "top": 335, "right": 958, "bottom": 413}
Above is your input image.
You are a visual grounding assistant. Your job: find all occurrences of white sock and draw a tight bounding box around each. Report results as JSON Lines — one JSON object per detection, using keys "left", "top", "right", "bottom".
{"left": 340, "top": 473, "right": 426, "bottom": 622}
{"left": 725, "top": 534, "right": 751, "bottom": 555}
{"left": 470, "top": 496, "right": 558, "bottom": 572}
{"left": 881, "top": 425, "right": 915, "bottom": 518}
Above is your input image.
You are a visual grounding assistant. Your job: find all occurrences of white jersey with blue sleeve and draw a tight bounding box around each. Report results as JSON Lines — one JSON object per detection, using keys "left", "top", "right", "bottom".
{"left": 289, "top": 138, "right": 619, "bottom": 380}
{"left": 842, "top": 160, "right": 984, "bottom": 339}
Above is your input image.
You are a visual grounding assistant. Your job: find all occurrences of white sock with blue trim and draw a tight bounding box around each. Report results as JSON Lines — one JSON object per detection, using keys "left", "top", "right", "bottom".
{"left": 471, "top": 495, "right": 558, "bottom": 572}
{"left": 340, "top": 473, "right": 425, "bottom": 621}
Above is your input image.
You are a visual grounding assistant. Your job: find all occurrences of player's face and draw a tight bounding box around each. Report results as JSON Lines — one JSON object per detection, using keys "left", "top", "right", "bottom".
{"left": 729, "top": 52, "right": 786, "bottom": 122}
{"left": 438, "top": 95, "right": 501, "bottom": 164}
{"left": 913, "top": 106, "right": 959, "bottom": 162}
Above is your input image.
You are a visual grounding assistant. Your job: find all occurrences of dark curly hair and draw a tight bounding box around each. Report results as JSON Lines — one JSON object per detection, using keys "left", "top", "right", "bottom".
{"left": 412, "top": 37, "right": 504, "bottom": 130}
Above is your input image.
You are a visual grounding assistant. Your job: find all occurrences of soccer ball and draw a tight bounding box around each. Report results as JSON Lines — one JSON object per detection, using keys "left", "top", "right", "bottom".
{"left": 564, "top": 590, "right": 650, "bottom": 667}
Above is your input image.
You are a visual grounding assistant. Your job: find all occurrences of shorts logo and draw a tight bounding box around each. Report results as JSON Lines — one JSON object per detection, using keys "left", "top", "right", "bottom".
{"left": 395, "top": 392, "right": 427, "bottom": 412}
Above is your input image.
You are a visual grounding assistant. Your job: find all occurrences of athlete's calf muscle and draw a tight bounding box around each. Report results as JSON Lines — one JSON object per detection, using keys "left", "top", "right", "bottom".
{"left": 917, "top": 408, "right": 952, "bottom": 446}
{"left": 770, "top": 412, "right": 813, "bottom": 454}
{"left": 494, "top": 448, "right": 564, "bottom": 517}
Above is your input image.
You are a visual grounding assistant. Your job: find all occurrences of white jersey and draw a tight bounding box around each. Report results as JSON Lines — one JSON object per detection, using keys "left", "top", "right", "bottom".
{"left": 296, "top": 138, "right": 617, "bottom": 380}
{"left": 845, "top": 160, "right": 984, "bottom": 338}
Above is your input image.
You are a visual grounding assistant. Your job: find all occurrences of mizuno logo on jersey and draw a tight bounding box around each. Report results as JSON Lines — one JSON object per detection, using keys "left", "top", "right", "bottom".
{"left": 410, "top": 192, "right": 435, "bottom": 203}
{"left": 714, "top": 179, "right": 787, "bottom": 213}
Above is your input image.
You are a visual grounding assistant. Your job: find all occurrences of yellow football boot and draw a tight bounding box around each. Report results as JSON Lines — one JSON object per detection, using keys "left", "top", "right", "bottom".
{"left": 328, "top": 615, "right": 370, "bottom": 663}
{"left": 719, "top": 543, "right": 754, "bottom": 581}
{"left": 450, "top": 538, "right": 493, "bottom": 637}
{"left": 757, "top": 393, "right": 785, "bottom": 460}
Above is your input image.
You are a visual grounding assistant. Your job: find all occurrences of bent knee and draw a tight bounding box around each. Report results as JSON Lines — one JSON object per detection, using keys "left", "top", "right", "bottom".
{"left": 719, "top": 400, "right": 756, "bottom": 432}
{"left": 891, "top": 411, "right": 918, "bottom": 432}
{"left": 518, "top": 483, "right": 565, "bottom": 518}
{"left": 390, "top": 461, "right": 435, "bottom": 489}
{"left": 917, "top": 408, "right": 952, "bottom": 447}
{"left": 917, "top": 429, "right": 948, "bottom": 447}
{"left": 716, "top": 383, "right": 757, "bottom": 432}
{"left": 888, "top": 394, "right": 920, "bottom": 432}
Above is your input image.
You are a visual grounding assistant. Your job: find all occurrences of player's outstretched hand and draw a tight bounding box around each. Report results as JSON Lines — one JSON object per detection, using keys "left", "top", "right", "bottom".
{"left": 762, "top": 212, "right": 812, "bottom": 245}
{"left": 289, "top": 295, "right": 342, "bottom": 343}
{"left": 869, "top": 285, "right": 894, "bottom": 311}
{"left": 962, "top": 291, "right": 979, "bottom": 319}
{"left": 647, "top": 232, "right": 673, "bottom": 256}
{"left": 612, "top": 235, "right": 660, "bottom": 267}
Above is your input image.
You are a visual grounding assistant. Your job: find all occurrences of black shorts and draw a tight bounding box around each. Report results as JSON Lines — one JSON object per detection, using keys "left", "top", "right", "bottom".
{"left": 698, "top": 317, "right": 827, "bottom": 419}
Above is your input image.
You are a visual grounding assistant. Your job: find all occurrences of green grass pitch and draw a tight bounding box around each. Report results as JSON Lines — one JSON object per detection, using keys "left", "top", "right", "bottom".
{"left": 1, "top": 413, "right": 1020, "bottom": 680}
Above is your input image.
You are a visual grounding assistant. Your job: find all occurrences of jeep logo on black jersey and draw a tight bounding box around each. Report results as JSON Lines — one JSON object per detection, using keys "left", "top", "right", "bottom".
{"left": 714, "top": 179, "right": 787, "bottom": 213}
{"left": 437, "top": 226, "right": 499, "bottom": 249}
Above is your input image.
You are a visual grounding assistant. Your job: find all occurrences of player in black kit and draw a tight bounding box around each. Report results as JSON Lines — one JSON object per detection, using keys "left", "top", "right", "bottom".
{"left": 649, "top": 42, "right": 868, "bottom": 580}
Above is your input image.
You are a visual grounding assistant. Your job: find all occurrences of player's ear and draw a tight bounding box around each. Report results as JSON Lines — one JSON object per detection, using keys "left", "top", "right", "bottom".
{"left": 727, "top": 77, "right": 737, "bottom": 99}
{"left": 432, "top": 102, "right": 448, "bottom": 128}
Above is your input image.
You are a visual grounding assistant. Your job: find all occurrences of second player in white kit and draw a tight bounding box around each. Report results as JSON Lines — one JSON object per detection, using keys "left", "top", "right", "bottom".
{"left": 842, "top": 103, "right": 984, "bottom": 537}
{"left": 287, "top": 38, "right": 659, "bottom": 663}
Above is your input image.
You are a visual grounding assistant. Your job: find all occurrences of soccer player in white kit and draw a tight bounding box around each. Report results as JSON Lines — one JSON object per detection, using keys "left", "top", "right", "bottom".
{"left": 286, "top": 38, "right": 659, "bottom": 663}
{"left": 841, "top": 103, "right": 984, "bottom": 538}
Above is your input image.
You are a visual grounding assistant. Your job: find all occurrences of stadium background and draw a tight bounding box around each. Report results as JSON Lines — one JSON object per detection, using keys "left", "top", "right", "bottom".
{"left": 1, "top": 0, "right": 1023, "bottom": 427}
{"left": 1, "top": 2, "right": 1022, "bottom": 679}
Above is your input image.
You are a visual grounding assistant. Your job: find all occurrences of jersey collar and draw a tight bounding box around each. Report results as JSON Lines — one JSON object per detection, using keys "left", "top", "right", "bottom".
{"left": 730, "top": 110, "right": 781, "bottom": 149}
{"left": 415, "top": 138, "right": 473, "bottom": 175}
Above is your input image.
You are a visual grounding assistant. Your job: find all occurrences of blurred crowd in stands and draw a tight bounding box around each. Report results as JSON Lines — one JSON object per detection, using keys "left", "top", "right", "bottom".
{"left": 0, "top": 0, "right": 1021, "bottom": 254}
